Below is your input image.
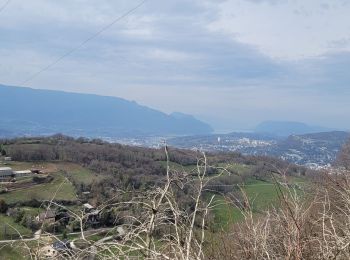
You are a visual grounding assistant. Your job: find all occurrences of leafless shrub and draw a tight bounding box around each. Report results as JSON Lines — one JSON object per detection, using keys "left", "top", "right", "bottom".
{"left": 206, "top": 167, "right": 350, "bottom": 260}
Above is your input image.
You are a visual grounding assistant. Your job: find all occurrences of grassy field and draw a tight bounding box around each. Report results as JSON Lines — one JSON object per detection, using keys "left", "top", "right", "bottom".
{"left": 61, "top": 163, "right": 99, "bottom": 185}
{"left": 0, "top": 245, "right": 25, "bottom": 260}
{"left": 157, "top": 161, "right": 285, "bottom": 229}
{"left": 0, "top": 161, "right": 100, "bottom": 203}
{"left": 209, "top": 181, "right": 280, "bottom": 230}
{"left": 0, "top": 215, "right": 32, "bottom": 240}
{"left": 211, "top": 195, "right": 244, "bottom": 229}
{"left": 158, "top": 161, "right": 198, "bottom": 173}
{"left": 0, "top": 173, "right": 77, "bottom": 203}
{"left": 243, "top": 180, "right": 280, "bottom": 210}
{"left": 210, "top": 176, "right": 306, "bottom": 229}
{"left": 1, "top": 161, "right": 59, "bottom": 172}
{"left": 218, "top": 162, "right": 253, "bottom": 175}
{"left": 21, "top": 206, "right": 45, "bottom": 216}
{"left": 3, "top": 161, "right": 98, "bottom": 185}
{"left": 158, "top": 161, "right": 252, "bottom": 175}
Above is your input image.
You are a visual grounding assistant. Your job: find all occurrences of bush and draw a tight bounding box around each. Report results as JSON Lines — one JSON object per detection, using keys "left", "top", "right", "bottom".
{"left": 0, "top": 199, "right": 8, "bottom": 213}
{"left": 32, "top": 175, "right": 54, "bottom": 184}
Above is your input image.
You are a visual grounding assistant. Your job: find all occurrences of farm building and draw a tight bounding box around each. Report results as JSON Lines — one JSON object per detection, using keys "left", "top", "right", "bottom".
{"left": 36, "top": 210, "right": 56, "bottom": 224}
{"left": 14, "top": 170, "right": 32, "bottom": 177}
{"left": 83, "top": 203, "right": 95, "bottom": 212}
{"left": 0, "top": 167, "right": 14, "bottom": 181}
{"left": 86, "top": 210, "right": 101, "bottom": 227}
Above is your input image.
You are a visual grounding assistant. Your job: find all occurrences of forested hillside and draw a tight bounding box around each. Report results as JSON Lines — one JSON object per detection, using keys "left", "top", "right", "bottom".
{"left": 0, "top": 135, "right": 307, "bottom": 203}
{"left": 337, "top": 138, "right": 350, "bottom": 169}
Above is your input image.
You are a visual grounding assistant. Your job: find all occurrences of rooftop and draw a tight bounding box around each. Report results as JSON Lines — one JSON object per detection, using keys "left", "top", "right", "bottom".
{"left": 0, "top": 167, "right": 12, "bottom": 171}
{"left": 14, "top": 170, "right": 32, "bottom": 174}
{"left": 38, "top": 210, "right": 55, "bottom": 220}
{"left": 83, "top": 203, "right": 94, "bottom": 210}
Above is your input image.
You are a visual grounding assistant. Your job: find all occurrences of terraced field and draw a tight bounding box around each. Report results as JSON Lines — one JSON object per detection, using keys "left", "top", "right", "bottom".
{"left": 0, "top": 173, "right": 77, "bottom": 203}
{"left": 0, "top": 161, "right": 99, "bottom": 204}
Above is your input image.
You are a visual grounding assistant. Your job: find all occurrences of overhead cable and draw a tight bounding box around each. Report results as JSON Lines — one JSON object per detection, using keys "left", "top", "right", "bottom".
{"left": 20, "top": 0, "right": 148, "bottom": 85}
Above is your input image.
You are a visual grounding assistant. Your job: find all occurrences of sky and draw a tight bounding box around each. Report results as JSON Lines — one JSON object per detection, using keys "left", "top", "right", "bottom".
{"left": 1, "top": 0, "right": 350, "bottom": 132}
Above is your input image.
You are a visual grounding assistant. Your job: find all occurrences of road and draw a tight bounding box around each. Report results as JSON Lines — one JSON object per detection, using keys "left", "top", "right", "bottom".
{"left": 0, "top": 227, "right": 115, "bottom": 243}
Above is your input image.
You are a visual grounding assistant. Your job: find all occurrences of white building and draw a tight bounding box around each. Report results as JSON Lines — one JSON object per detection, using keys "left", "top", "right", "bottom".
{"left": 83, "top": 203, "right": 95, "bottom": 211}
{"left": 0, "top": 167, "right": 13, "bottom": 180}
{"left": 14, "top": 170, "right": 32, "bottom": 177}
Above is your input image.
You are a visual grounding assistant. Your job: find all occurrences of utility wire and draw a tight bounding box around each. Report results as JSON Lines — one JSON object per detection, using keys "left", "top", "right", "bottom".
{"left": 20, "top": 0, "right": 148, "bottom": 85}
{"left": 0, "top": 0, "right": 11, "bottom": 13}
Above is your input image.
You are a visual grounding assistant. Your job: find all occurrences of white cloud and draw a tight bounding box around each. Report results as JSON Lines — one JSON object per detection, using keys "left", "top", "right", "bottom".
{"left": 1, "top": 0, "right": 350, "bottom": 131}
{"left": 209, "top": 0, "right": 350, "bottom": 60}
{"left": 146, "top": 49, "right": 198, "bottom": 62}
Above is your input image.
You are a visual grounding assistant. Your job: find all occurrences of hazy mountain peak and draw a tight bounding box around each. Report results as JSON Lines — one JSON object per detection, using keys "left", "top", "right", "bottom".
{"left": 255, "top": 121, "right": 331, "bottom": 136}
{"left": 0, "top": 84, "right": 213, "bottom": 137}
{"left": 170, "top": 112, "right": 195, "bottom": 119}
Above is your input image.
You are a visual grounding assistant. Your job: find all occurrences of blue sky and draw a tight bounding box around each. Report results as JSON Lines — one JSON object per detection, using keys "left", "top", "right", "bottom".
{"left": 1, "top": 0, "right": 350, "bottom": 132}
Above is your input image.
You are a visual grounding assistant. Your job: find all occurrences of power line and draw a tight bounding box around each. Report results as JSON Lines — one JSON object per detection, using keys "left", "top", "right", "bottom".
{"left": 20, "top": 0, "right": 148, "bottom": 86}
{"left": 0, "top": 0, "right": 11, "bottom": 13}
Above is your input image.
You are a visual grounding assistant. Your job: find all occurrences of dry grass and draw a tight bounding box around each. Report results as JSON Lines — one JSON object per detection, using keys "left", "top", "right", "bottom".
{"left": 206, "top": 169, "right": 350, "bottom": 260}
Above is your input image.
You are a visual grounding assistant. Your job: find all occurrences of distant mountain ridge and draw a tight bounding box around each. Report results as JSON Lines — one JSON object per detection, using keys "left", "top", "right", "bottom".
{"left": 255, "top": 121, "right": 331, "bottom": 136}
{"left": 0, "top": 84, "right": 213, "bottom": 137}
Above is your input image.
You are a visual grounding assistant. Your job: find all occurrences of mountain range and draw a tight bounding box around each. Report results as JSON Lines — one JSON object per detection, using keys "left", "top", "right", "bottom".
{"left": 0, "top": 84, "right": 213, "bottom": 137}
{"left": 254, "top": 121, "right": 332, "bottom": 136}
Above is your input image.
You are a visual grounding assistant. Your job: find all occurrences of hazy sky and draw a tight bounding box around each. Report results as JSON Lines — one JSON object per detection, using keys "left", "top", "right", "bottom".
{"left": 1, "top": 0, "right": 350, "bottom": 132}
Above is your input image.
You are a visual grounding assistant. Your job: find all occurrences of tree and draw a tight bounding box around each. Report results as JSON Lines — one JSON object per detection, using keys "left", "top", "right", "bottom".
{"left": 337, "top": 138, "right": 350, "bottom": 169}
{"left": 0, "top": 199, "right": 8, "bottom": 213}
{"left": 62, "top": 229, "right": 68, "bottom": 239}
{"left": 0, "top": 144, "right": 6, "bottom": 156}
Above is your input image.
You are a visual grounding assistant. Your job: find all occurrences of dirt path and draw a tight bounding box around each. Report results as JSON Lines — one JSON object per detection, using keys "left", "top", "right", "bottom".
{"left": 0, "top": 227, "right": 115, "bottom": 243}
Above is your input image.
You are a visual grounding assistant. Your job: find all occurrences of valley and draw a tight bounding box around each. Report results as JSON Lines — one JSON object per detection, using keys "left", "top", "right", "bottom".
{"left": 0, "top": 135, "right": 311, "bottom": 258}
